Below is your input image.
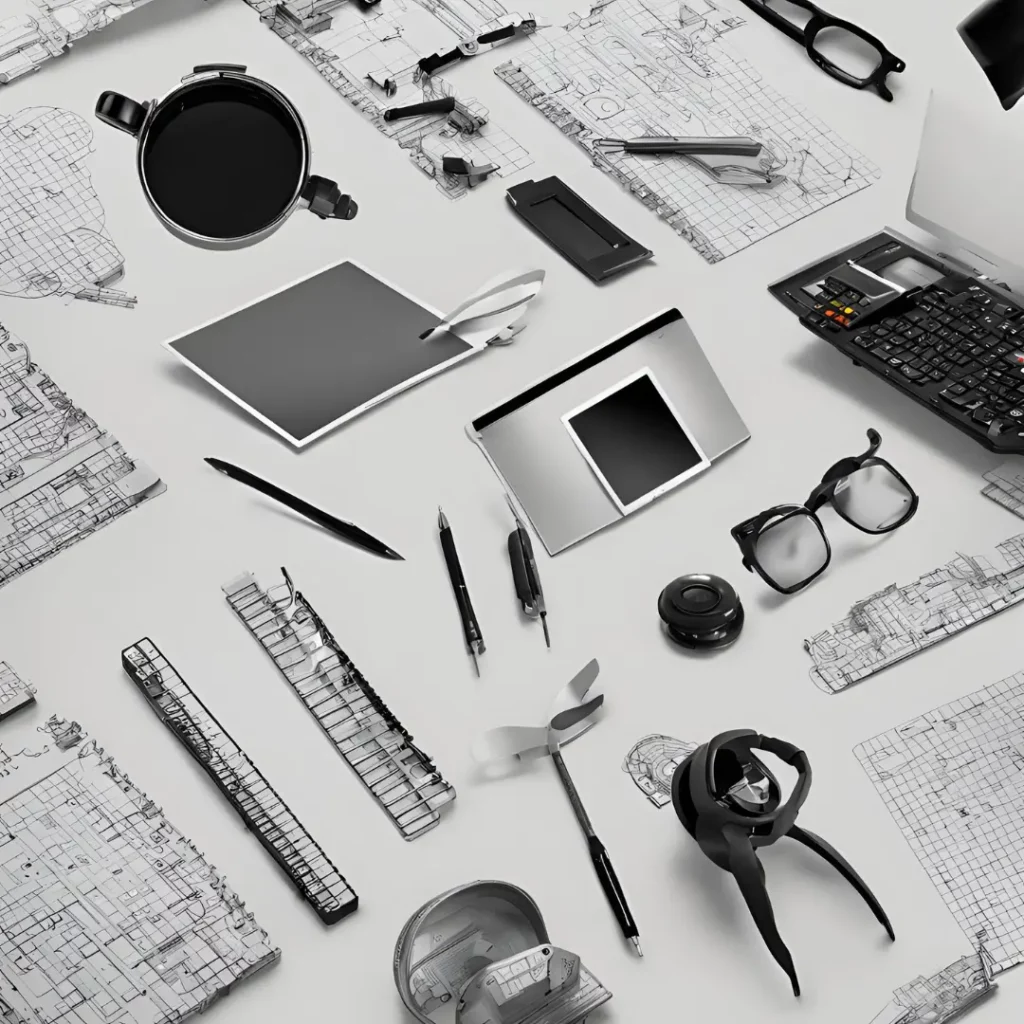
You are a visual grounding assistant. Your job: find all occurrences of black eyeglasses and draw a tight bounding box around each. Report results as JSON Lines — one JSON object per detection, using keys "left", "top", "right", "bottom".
{"left": 731, "top": 429, "right": 918, "bottom": 595}
{"left": 737, "top": 0, "right": 905, "bottom": 101}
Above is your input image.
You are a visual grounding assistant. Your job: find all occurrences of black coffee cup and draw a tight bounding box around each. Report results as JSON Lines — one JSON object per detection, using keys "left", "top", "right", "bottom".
{"left": 97, "top": 64, "right": 357, "bottom": 249}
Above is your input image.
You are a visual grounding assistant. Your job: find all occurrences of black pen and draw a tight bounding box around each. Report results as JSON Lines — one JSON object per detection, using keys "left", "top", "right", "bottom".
{"left": 437, "top": 506, "right": 485, "bottom": 675}
{"left": 506, "top": 493, "right": 549, "bottom": 647}
{"left": 206, "top": 458, "right": 404, "bottom": 560}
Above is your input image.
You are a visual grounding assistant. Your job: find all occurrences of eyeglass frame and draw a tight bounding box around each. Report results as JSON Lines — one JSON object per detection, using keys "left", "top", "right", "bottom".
{"left": 730, "top": 429, "right": 919, "bottom": 594}
{"left": 736, "top": 0, "right": 906, "bottom": 102}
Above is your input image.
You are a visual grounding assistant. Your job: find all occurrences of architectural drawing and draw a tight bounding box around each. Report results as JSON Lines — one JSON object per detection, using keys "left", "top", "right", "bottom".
{"left": 0, "top": 712, "right": 279, "bottom": 1023}
{"left": 496, "top": 0, "right": 879, "bottom": 262}
{"left": 122, "top": 637, "right": 359, "bottom": 924}
{"left": 0, "top": 661, "right": 35, "bottom": 722}
{"left": 0, "top": 0, "right": 157, "bottom": 83}
{"left": 855, "top": 671, "right": 1024, "bottom": 973}
{"left": 0, "top": 323, "right": 164, "bottom": 588}
{"left": 1, "top": 106, "right": 135, "bottom": 307}
{"left": 223, "top": 567, "right": 456, "bottom": 840}
{"left": 622, "top": 734, "right": 697, "bottom": 807}
{"left": 869, "top": 949, "right": 995, "bottom": 1024}
{"left": 805, "top": 533, "right": 1024, "bottom": 692}
{"left": 981, "top": 461, "right": 1024, "bottom": 519}
{"left": 243, "top": 0, "right": 532, "bottom": 199}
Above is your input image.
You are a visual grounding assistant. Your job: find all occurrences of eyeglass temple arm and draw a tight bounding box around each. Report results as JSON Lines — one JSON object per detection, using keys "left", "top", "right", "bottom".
{"left": 804, "top": 428, "right": 883, "bottom": 510}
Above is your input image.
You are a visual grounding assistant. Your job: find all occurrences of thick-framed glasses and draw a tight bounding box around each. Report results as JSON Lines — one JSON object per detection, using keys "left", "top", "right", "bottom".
{"left": 731, "top": 429, "right": 918, "bottom": 594}
{"left": 737, "top": 0, "right": 906, "bottom": 101}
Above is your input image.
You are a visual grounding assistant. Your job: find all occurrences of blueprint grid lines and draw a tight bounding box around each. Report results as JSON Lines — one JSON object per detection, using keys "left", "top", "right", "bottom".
{"left": 621, "top": 734, "right": 697, "bottom": 808}
{"left": 0, "top": 662, "right": 35, "bottom": 722}
{"left": 497, "top": 0, "right": 878, "bottom": 262}
{"left": 1, "top": 106, "right": 135, "bottom": 307}
{"left": 856, "top": 672, "right": 1024, "bottom": 974}
{"left": 806, "top": 534, "right": 1024, "bottom": 691}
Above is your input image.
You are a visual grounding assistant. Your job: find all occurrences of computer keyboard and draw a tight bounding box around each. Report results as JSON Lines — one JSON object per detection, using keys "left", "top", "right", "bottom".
{"left": 797, "top": 274, "right": 1024, "bottom": 453}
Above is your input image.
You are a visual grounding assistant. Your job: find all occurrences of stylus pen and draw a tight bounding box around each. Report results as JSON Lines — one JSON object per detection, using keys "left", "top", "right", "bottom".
{"left": 593, "top": 135, "right": 763, "bottom": 156}
{"left": 549, "top": 744, "right": 642, "bottom": 956}
{"left": 205, "top": 458, "right": 404, "bottom": 560}
{"left": 437, "top": 506, "right": 485, "bottom": 675}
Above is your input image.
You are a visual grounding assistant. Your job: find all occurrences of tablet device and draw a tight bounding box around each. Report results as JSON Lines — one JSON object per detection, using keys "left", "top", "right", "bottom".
{"left": 165, "top": 259, "right": 477, "bottom": 447}
{"left": 561, "top": 367, "right": 710, "bottom": 514}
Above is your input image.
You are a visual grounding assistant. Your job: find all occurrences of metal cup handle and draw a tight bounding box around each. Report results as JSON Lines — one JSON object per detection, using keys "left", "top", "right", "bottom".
{"left": 301, "top": 175, "right": 358, "bottom": 220}
{"left": 95, "top": 92, "right": 149, "bottom": 137}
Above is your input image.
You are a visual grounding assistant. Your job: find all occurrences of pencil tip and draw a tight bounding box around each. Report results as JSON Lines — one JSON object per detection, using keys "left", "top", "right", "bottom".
{"left": 632, "top": 938, "right": 643, "bottom": 957}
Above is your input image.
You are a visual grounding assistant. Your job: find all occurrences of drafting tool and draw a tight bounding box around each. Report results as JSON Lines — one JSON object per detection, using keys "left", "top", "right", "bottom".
{"left": 205, "top": 457, "right": 404, "bottom": 560}
{"left": 223, "top": 567, "right": 455, "bottom": 840}
{"left": 383, "top": 97, "right": 486, "bottom": 133}
{"left": 548, "top": 700, "right": 642, "bottom": 957}
{"left": 417, "top": 17, "right": 539, "bottom": 77}
{"left": 0, "top": 662, "right": 35, "bottom": 721}
{"left": 593, "top": 136, "right": 763, "bottom": 157}
{"left": 505, "top": 493, "right": 549, "bottom": 647}
{"left": 122, "top": 638, "right": 358, "bottom": 924}
{"left": 438, "top": 507, "right": 485, "bottom": 675}
{"left": 0, "top": 713, "right": 279, "bottom": 1023}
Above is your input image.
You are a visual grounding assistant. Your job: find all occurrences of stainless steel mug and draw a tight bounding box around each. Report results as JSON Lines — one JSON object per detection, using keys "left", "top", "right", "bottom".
{"left": 96, "top": 64, "right": 357, "bottom": 249}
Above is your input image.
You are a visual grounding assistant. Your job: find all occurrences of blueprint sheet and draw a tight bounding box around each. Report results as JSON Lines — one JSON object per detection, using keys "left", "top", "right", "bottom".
{"left": 868, "top": 950, "right": 995, "bottom": 1024}
{"left": 0, "top": 0, "right": 158, "bottom": 84}
{"left": 805, "top": 533, "right": 1024, "bottom": 692}
{"left": 0, "top": 322, "right": 164, "bottom": 588}
{"left": 981, "top": 461, "right": 1024, "bottom": 519}
{"left": 243, "top": 0, "right": 532, "bottom": 199}
{"left": 0, "top": 661, "right": 35, "bottom": 721}
{"left": 856, "top": 673, "right": 1024, "bottom": 974}
{"left": 622, "top": 733, "right": 697, "bottom": 808}
{"left": 0, "top": 712, "right": 279, "bottom": 1022}
{"left": 1, "top": 106, "right": 135, "bottom": 307}
{"left": 496, "top": 0, "right": 879, "bottom": 262}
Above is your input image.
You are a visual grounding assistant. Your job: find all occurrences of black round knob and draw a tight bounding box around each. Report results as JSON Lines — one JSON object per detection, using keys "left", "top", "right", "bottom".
{"left": 658, "top": 573, "right": 744, "bottom": 650}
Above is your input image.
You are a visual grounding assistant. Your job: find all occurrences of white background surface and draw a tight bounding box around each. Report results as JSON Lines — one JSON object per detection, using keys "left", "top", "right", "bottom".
{"left": 1, "top": 0, "right": 1021, "bottom": 1020}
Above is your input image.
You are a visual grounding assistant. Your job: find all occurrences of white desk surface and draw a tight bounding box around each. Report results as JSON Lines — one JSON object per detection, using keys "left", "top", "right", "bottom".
{"left": 1, "top": 0, "right": 1020, "bottom": 1020}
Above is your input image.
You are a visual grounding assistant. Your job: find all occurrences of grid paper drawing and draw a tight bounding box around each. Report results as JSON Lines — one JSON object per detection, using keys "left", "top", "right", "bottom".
{"left": 869, "top": 949, "right": 994, "bottom": 1024}
{"left": 982, "top": 461, "right": 1024, "bottom": 519}
{"left": 496, "top": 0, "right": 879, "bottom": 263}
{"left": 0, "top": 106, "right": 135, "bottom": 307}
{"left": 805, "top": 533, "right": 1024, "bottom": 692}
{"left": 0, "top": 661, "right": 35, "bottom": 721}
{"left": 0, "top": 322, "right": 165, "bottom": 589}
{"left": 0, "top": 714, "right": 279, "bottom": 1023}
{"left": 622, "top": 734, "right": 697, "bottom": 808}
{"left": 0, "top": 0, "right": 159, "bottom": 84}
{"left": 243, "top": 0, "right": 532, "bottom": 199}
{"left": 855, "top": 673, "right": 1024, "bottom": 974}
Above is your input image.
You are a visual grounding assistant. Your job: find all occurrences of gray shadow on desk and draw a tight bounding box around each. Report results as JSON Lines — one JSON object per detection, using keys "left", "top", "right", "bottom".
{"left": 786, "top": 341, "right": 992, "bottom": 470}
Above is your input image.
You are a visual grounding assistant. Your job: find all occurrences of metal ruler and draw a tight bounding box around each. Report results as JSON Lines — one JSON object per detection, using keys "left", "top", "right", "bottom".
{"left": 222, "top": 569, "right": 456, "bottom": 841}
{"left": 122, "top": 637, "right": 358, "bottom": 924}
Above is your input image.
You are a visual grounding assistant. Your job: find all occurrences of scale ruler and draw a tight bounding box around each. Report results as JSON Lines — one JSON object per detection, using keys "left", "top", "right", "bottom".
{"left": 122, "top": 637, "right": 358, "bottom": 924}
{"left": 222, "top": 569, "right": 456, "bottom": 841}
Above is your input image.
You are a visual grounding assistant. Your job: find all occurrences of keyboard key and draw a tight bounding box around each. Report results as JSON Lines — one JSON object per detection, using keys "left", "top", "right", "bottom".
{"left": 940, "top": 388, "right": 980, "bottom": 407}
{"left": 972, "top": 406, "right": 996, "bottom": 426}
{"left": 928, "top": 370, "right": 945, "bottom": 381}
{"left": 992, "top": 302, "right": 1018, "bottom": 318}
{"left": 900, "top": 366, "right": 926, "bottom": 382}
{"left": 1003, "top": 351, "right": 1024, "bottom": 367}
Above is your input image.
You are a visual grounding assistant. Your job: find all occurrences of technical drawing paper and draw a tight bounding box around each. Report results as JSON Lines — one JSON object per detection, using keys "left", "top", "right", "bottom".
{"left": 622, "top": 734, "right": 697, "bottom": 808}
{"left": 243, "top": 0, "right": 532, "bottom": 199}
{"left": 805, "top": 533, "right": 1024, "bottom": 692}
{"left": 0, "top": 0, "right": 158, "bottom": 83}
{"left": 0, "top": 661, "right": 35, "bottom": 721}
{"left": 1, "top": 107, "right": 135, "bottom": 307}
{"left": 0, "top": 713, "right": 279, "bottom": 1023}
{"left": 868, "top": 949, "right": 994, "bottom": 1024}
{"left": 856, "top": 673, "right": 1024, "bottom": 973}
{"left": 496, "top": 0, "right": 879, "bottom": 262}
{"left": 982, "top": 461, "right": 1024, "bottom": 519}
{"left": 0, "top": 322, "right": 165, "bottom": 588}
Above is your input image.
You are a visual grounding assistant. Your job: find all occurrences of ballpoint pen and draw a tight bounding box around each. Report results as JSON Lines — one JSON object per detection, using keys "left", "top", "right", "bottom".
{"left": 505, "top": 493, "right": 549, "bottom": 647}
{"left": 548, "top": 702, "right": 643, "bottom": 956}
{"left": 205, "top": 458, "right": 404, "bottom": 560}
{"left": 437, "top": 506, "right": 485, "bottom": 675}
{"left": 592, "top": 135, "right": 764, "bottom": 157}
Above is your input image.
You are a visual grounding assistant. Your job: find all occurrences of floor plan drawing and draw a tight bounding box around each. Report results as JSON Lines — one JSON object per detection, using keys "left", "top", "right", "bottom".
{"left": 622, "top": 734, "right": 697, "bottom": 808}
{"left": 1, "top": 106, "right": 136, "bottom": 307}
{"left": 0, "top": 322, "right": 165, "bottom": 589}
{"left": 243, "top": 0, "right": 533, "bottom": 199}
{"left": 805, "top": 533, "right": 1024, "bottom": 692}
{"left": 0, "top": 0, "right": 158, "bottom": 84}
{"left": 868, "top": 949, "right": 995, "bottom": 1024}
{"left": 856, "top": 672, "right": 1024, "bottom": 973}
{"left": 0, "top": 713, "right": 280, "bottom": 1023}
{"left": 0, "top": 661, "right": 36, "bottom": 721}
{"left": 982, "top": 462, "right": 1024, "bottom": 520}
{"left": 496, "top": 0, "right": 879, "bottom": 262}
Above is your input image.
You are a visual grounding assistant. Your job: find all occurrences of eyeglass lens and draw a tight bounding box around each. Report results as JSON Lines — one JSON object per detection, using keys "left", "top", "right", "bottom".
{"left": 764, "top": 0, "right": 884, "bottom": 81}
{"left": 832, "top": 464, "right": 914, "bottom": 531}
{"left": 754, "top": 512, "right": 829, "bottom": 590}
